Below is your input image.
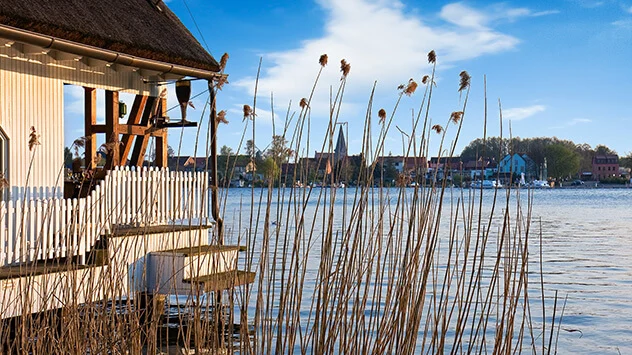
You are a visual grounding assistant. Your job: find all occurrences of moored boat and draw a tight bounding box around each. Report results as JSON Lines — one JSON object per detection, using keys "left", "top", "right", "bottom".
{"left": 470, "top": 180, "right": 502, "bottom": 189}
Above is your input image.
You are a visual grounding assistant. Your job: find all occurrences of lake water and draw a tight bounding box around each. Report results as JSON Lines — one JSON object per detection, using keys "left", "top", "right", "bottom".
{"left": 219, "top": 187, "right": 632, "bottom": 354}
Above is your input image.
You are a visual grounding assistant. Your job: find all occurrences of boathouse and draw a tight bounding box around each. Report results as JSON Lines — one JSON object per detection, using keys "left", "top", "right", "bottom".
{"left": 0, "top": 0, "right": 252, "bottom": 328}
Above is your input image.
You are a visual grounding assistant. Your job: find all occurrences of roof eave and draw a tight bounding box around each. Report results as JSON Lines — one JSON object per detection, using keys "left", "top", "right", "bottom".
{"left": 0, "top": 24, "right": 225, "bottom": 81}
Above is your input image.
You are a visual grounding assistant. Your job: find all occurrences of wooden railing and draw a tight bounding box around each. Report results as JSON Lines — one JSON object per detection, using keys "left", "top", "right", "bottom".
{"left": 0, "top": 167, "right": 209, "bottom": 266}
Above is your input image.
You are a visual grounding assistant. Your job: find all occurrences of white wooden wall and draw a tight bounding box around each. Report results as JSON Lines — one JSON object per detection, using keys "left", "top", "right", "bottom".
{"left": 0, "top": 45, "right": 156, "bottom": 199}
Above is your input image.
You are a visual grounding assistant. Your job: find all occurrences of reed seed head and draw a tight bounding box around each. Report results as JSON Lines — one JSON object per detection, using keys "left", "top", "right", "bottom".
{"left": 458, "top": 71, "right": 471, "bottom": 92}
{"left": 319, "top": 54, "right": 328, "bottom": 67}
{"left": 0, "top": 173, "right": 8, "bottom": 189}
{"left": 378, "top": 108, "right": 387, "bottom": 124}
{"left": 28, "top": 126, "right": 40, "bottom": 151}
{"left": 216, "top": 76, "right": 229, "bottom": 90}
{"left": 300, "top": 98, "right": 309, "bottom": 109}
{"left": 73, "top": 137, "right": 87, "bottom": 148}
{"left": 99, "top": 141, "right": 120, "bottom": 154}
{"left": 243, "top": 104, "right": 253, "bottom": 121}
{"left": 216, "top": 110, "right": 229, "bottom": 124}
{"left": 428, "top": 50, "right": 436, "bottom": 64}
{"left": 422, "top": 75, "right": 430, "bottom": 85}
{"left": 450, "top": 111, "right": 463, "bottom": 124}
{"left": 432, "top": 124, "right": 443, "bottom": 134}
{"left": 219, "top": 53, "right": 229, "bottom": 72}
{"left": 340, "top": 59, "right": 351, "bottom": 78}
{"left": 404, "top": 79, "right": 418, "bottom": 96}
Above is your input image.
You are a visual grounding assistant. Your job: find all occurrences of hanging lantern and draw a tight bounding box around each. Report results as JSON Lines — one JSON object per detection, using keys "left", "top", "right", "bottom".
{"left": 158, "top": 79, "right": 197, "bottom": 128}
{"left": 175, "top": 79, "right": 191, "bottom": 122}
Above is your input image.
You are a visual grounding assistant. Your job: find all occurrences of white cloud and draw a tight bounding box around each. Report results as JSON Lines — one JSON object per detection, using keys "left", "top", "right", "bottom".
{"left": 530, "top": 10, "right": 561, "bottom": 17}
{"left": 569, "top": 118, "right": 592, "bottom": 125}
{"left": 234, "top": 0, "right": 523, "bottom": 115}
{"left": 612, "top": 19, "right": 632, "bottom": 29}
{"left": 570, "top": 0, "right": 604, "bottom": 8}
{"left": 440, "top": 3, "right": 559, "bottom": 28}
{"left": 502, "top": 105, "right": 546, "bottom": 121}
{"left": 627, "top": 5, "right": 632, "bottom": 14}
{"left": 440, "top": 3, "right": 489, "bottom": 29}
{"left": 549, "top": 117, "right": 592, "bottom": 129}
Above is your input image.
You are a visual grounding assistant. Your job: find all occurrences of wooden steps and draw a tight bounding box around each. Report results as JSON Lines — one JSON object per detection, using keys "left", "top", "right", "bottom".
{"left": 0, "top": 261, "right": 103, "bottom": 280}
{"left": 109, "top": 224, "right": 214, "bottom": 237}
{"left": 160, "top": 245, "right": 241, "bottom": 256}
{"left": 147, "top": 241, "right": 252, "bottom": 295}
{"left": 0, "top": 223, "right": 253, "bottom": 319}
{"left": 184, "top": 270, "right": 256, "bottom": 292}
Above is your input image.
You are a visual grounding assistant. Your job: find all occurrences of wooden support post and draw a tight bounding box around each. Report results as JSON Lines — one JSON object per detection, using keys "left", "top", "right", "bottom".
{"left": 84, "top": 87, "right": 97, "bottom": 169}
{"left": 130, "top": 96, "right": 158, "bottom": 167}
{"left": 208, "top": 82, "right": 223, "bottom": 243}
{"left": 138, "top": 292, "right": 165, "bottom": 353}
{"left": 119, "top": 95, "right": 148, "bottom": 164}
{"left": 105, "top": 90, "right": 120, "bottom": 169}
{"left": 154, "top": 96, "right": 168, "bottom": 168}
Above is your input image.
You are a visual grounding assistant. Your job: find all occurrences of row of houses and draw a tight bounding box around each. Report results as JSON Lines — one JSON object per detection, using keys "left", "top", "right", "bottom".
{"left": 169, "top": 151, "right": 629, "bottom": 186}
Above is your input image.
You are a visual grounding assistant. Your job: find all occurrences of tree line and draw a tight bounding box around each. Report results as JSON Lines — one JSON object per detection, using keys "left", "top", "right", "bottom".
{"left": 460, "top": 136, "right": 631, "bottom": 179}
{"left": 216, "top": 135, "right": 631, "bottom": 184}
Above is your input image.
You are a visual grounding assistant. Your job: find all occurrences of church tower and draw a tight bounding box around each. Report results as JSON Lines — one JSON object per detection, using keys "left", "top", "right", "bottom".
{"left": 334, "top": 125, "right": 347, "bottom": 162}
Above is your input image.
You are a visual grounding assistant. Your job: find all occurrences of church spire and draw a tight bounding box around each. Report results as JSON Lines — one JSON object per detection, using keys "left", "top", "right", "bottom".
{"left": 334, "top": 125, "right": 347, "bottom": 162}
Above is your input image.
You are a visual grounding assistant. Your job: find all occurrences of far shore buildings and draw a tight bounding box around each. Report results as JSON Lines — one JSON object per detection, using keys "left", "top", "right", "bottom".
{"left": 498, "top": 153, "right": 537, "bottom": 181}
{"left": 592, "top": 154, "right": 619, "bottom": 181}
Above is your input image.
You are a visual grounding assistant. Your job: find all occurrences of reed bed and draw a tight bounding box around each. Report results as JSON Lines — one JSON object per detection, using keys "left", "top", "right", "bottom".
{"left": 0, "top": 50, "right": 559, "bottom": 354}
{"left": 226, "top": 51, "right": 560, "bottom": 354}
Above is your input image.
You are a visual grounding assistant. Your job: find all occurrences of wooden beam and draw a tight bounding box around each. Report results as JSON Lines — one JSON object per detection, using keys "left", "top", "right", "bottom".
{"left": 104, "top": 90, "right": 120, "bottom": 169}
{"left": 138, "top": 69, "right": 162, "bottom": 78}
{"left": 159, "top": 73, "right": 185, "bottom": 81}
{"left": 119, "top": 95, "right": 148, "bottom": 164}
{"left": 108, "top": 63, "right": 138, "bottom": 72}
{"left": 47, "top": 50, "right": 81, "bottom": 62}
{"left": 117, "top": 124, "right": 151, "bottom": 136}
{"left": 92, "top": 124, "right": 107, "bottom": 133}
{"left": 19, "top": 44, "right": 46, "bottom": 55}
{"left": 118, "top": 125, "right": 166, "bottom": 137}
{"left": 84, "top": 87, "right": 97, "bottom": 169}
{"left": 130, "top": 96, "right": 158, "bottom": 166}
{"left": 154, "top": 96, "right": 168, "bottom": 168}
{"left": 79, "top": 57, "right": 109, "bottom": 68}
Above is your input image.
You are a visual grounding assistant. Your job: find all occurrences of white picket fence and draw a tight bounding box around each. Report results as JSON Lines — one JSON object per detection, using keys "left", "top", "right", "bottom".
{"left": 0, "top": 167, "right": 209, "bottom": 266}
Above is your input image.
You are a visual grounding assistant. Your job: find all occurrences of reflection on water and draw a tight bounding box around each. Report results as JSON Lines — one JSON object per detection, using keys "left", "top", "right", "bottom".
{"left": 220, "top": 187, "right": 632, "bottom": 354}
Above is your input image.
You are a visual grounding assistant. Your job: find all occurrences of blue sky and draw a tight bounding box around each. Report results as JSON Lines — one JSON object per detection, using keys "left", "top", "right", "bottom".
{"left": 64, "top": 0, "right": 632, "bottom": 159}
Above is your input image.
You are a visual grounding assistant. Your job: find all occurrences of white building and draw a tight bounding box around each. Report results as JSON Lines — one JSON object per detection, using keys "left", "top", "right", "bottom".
{"left": 0, "top": 0, "right": 251, "bottom": 326}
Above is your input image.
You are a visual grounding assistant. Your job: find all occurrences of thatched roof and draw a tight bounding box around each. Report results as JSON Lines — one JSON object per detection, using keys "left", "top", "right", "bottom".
{"left": 0, "top": 0, "right": 219, "bottom": 72}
